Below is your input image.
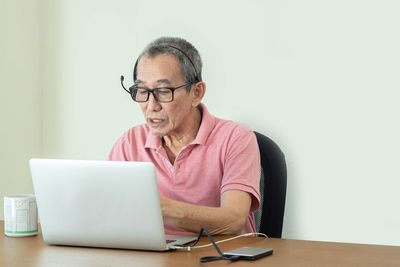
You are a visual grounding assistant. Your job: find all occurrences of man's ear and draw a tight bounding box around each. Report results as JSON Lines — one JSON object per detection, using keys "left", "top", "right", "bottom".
{"left": 191, "top": 82, "right": 206, "bottom": 107}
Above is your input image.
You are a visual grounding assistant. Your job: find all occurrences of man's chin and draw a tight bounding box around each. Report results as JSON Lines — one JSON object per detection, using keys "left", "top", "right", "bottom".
{"left": 148, "top": 128, "right": 168, "bottom": 137}
{"left": 151, "top": 132, "right": 166, "bottom": 137}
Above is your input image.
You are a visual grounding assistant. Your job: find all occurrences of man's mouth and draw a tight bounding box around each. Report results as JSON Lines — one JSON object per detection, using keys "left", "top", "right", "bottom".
{"left": 147, "top": 117, "right": 168, "bottom": 126}
{"left": 146, "top": 115, "right": 168, "bottom": 127}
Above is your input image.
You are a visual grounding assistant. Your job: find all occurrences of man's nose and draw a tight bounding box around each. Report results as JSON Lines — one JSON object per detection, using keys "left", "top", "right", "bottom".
{"left": 147, "top": 92, "right": 161, "bottom": 112}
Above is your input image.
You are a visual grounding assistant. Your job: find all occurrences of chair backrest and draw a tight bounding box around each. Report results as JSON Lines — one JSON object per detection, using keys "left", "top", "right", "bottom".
{"left": 253, "top": 131, "right": 287, "bottom": 238}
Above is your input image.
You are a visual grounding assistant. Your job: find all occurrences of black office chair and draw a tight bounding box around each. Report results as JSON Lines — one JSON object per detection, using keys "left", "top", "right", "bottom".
{"left": 253, "top": 131, "right": 287, "bottom": 238}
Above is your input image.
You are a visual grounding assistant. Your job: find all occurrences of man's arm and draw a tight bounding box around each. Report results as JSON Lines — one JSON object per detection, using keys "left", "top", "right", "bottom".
{"left": 160, "top": 189, "right": 252, "bottom": 235}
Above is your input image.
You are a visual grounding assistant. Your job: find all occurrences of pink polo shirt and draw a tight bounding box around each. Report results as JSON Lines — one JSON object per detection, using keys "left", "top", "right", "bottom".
{"left": 108, "top": 103, "right": 260, "bottom": 234}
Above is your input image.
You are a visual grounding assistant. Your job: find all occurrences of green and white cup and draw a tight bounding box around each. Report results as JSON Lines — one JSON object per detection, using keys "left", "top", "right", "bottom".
{"left": 4, "top": 195, "right": 38, "bottom": 237}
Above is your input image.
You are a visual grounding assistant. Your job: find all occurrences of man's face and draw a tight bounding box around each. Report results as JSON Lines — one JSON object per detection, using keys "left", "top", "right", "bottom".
{"left": 136, "top": 54, "right": 194, "bottom": 137}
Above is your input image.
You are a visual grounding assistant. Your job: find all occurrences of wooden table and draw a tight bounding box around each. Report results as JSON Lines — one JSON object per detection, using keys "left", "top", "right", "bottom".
{"left": 1, "top": 221, "right": 399, "bottom": 266}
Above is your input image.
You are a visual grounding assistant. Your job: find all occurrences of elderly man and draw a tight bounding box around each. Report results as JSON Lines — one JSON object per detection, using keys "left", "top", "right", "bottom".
{"left": 109, "top": 37, "right": 260, "bottom": 235}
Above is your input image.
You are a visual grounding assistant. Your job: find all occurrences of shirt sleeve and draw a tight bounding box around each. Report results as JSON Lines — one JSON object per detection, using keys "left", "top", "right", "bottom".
{"left": 108, "top": 132, "right": 131, "bottom": 161}
{"left": 220, "top": 127, "right": 261, "bottom": 212}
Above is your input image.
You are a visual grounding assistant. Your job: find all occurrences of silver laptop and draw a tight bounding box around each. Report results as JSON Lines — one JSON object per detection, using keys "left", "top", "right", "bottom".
{"left": 29, "top": 158, "right": 196, "bottom": 251}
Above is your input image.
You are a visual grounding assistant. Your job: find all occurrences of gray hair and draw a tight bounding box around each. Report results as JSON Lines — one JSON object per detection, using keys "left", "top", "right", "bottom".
{"left": 133, "top": 37, "right": 203, "bottom": 86}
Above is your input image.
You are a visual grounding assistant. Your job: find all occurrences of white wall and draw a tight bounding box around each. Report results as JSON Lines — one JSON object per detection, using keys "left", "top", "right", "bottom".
{"left": 0, "top": 0, "right": 42, "bottom": 218}
{"left": 2, "top": 0, "right": 400, "bottom": 246}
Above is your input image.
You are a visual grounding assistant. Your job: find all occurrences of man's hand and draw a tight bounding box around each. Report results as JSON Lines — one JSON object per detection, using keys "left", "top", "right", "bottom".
{"left": 160, "top": 189, "right": 252, "bottom": 235}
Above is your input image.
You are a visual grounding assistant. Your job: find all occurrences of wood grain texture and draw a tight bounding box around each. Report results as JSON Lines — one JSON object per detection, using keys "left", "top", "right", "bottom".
{"left": 1, "top": 221, "right": 399, "bottom": 266}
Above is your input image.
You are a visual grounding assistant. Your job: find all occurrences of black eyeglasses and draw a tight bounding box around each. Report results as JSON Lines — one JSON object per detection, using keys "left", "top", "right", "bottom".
{"left": 120, "top": 76, "right": 192, "bottom": 103}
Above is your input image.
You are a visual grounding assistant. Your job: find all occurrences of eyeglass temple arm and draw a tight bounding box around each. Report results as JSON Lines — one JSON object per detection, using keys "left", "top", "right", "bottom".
{"left": 120, "top": 75, "right": 131, "bottom": 94}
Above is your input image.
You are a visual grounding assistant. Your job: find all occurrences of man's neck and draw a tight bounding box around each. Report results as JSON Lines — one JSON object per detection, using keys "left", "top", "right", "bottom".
{"left": 162, "top": 107, "right": 202, "bottom": 162}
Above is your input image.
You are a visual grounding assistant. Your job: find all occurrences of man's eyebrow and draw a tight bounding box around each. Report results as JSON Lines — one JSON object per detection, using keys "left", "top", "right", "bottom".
{"left": 156, "top": 79, "right": 172, "bottom": 85}
{"left": 134, "top": 79, "right": 172, "bottom": 85}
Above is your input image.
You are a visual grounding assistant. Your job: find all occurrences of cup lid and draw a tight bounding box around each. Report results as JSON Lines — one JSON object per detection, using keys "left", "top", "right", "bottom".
{"left": 4, "top": 194, "right": 35, "bottom": 199}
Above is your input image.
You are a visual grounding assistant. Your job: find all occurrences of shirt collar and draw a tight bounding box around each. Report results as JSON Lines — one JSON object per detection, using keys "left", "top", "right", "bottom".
{"left": 144, "top": 103, "right": 216, "bottom": 149}
{"left": 144, "top": 128, "right": 163, "bottom": 150}
{"left": 191, "top": 103, "right": 216, "bottom": 145}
